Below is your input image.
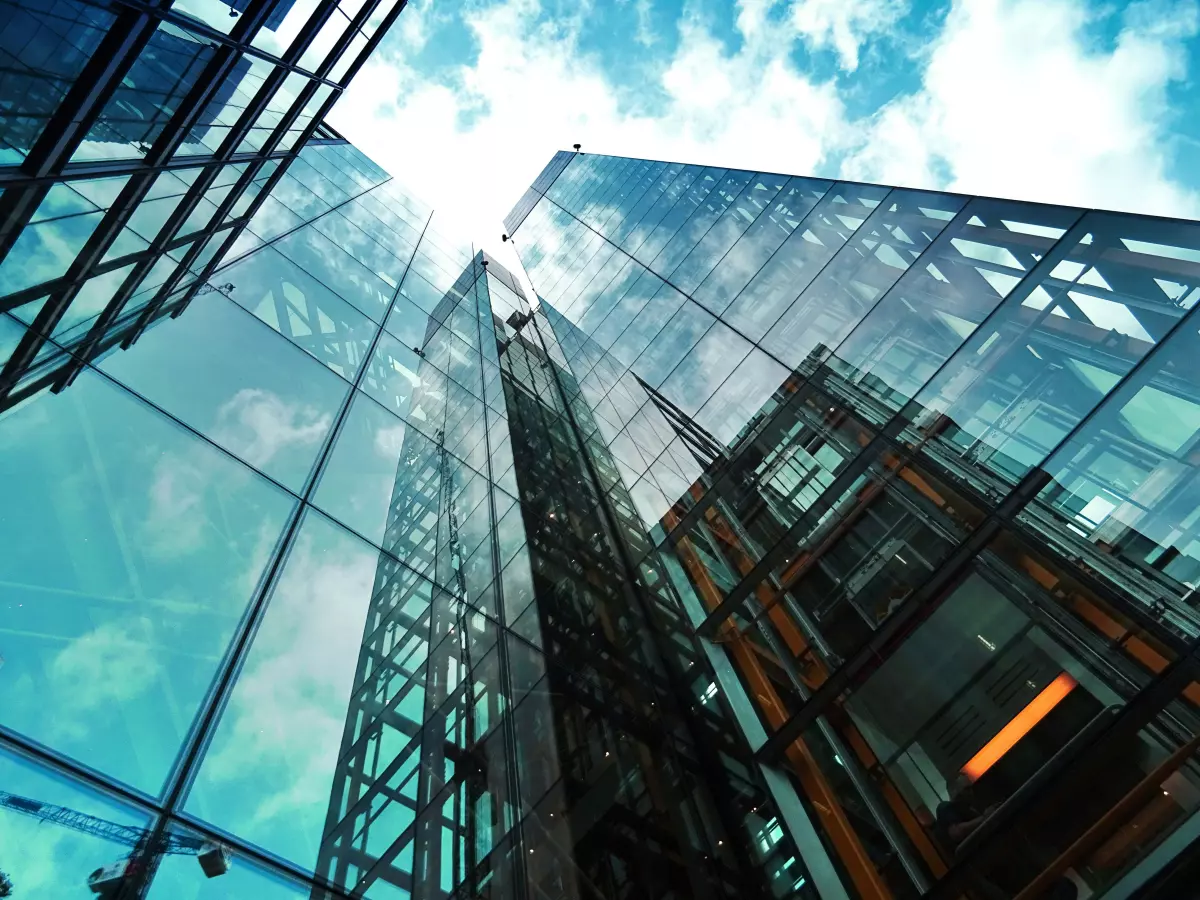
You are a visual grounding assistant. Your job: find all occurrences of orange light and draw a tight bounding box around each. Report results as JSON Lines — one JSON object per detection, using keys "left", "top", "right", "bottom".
{"left": 962, "top": 673, "right": 1078, "bottom": 781}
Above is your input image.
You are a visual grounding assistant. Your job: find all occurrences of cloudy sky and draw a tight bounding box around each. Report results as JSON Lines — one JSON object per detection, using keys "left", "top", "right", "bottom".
{"left": 329, "top": 0, "right": 1200, "bottom": 259}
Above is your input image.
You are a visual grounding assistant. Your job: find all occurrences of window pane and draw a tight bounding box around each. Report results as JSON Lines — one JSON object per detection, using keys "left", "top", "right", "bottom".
{"left": 220, "top": 245, "right": 378, "bottom": 381}
{"left": 0, "top": 0, "right": 115, "bottom": 164}
{"left": 0, "top": 207, "right": 102, "bottom": 299}
{"left": 185, "top": 510, "right": 441, "bottom": 883}
{"left": 96, "top": 293, "right": 349, "bottom": 491}
{"left": 0, "top": 746, "right": 155, "bottom": 894}
{"left": 73, "top": 22, "right": 216, "bottom": 161}
{"left": 0, "top": 369, "right": 294, "bottom": 791}
{"left": 273, "top": 226, "right": 394, "bottom": 322}
{"left": 904, "top": 211, "right": 1200, "bottom": 496}
{"left": 1020, "top": 309, "right": 1200, "bottom": 620}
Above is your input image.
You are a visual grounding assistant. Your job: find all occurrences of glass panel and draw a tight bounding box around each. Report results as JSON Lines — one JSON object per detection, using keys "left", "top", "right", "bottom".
{"left": 50, "top": 261, "right": 137, "bottom": 346}
{"left": 692, "top": 176, "right": 834, "bottom": 315}
{"left": 720, "top": 183, "right": 894, "bottom": 347}
{"left": 0, "top": 369, "right": 293, "bottom": 791}
{"left": 1020, "top": 306, "right": 1200, "bottom": 625}
{"left": 631, "top": 298, "right": 716, "bottom": 388}
{"left": 96, "top": 293, "right": 349, "bottom": 491}
{"left": 397, "top": 271, "right": 448, "bottom": 316}
{"left": 903, "top": 211, "right": 1200, "bottom": 498}
{"left": 659, "top": 319, "right": 754, "bottom": 417}
{"left": 308, "top": 206, "right": 408, "bottom": 289}
{"left": 0, "top": 208, "right": 102, "bottom": 299}
{"left": 246, "top": 194, "right": 306, "bottom": 242}
{"left": 652, "top": 168, "right": 760, "bottom": 284}
{"left": 697, "top": 346, "right": 791, "bottom": 447}
{"left": 297, "top": 8, "right": 353, "bottom": 73}
{"left": 385, "top": 292, "right": 434, "bottom": 349}
{"left": 0, "top": 0, "right": 115, "bottom": 164}
{"left": 186, "top": 510, "right": 441, "bottom": 883}
{"left": 360, "top": 330, "right": 447, "bottom": 435}
{"left": 273, "top": 226, "right": 394, "bottom": 322}
{"left": 219, "top": 245, "right": 377, "bottom": 380}
{"left": 73, "top": 22, "right": 216, "bottom": 161}
{"left": 265, "top": 171, "right": 331, "bottom": 223}
{"left": 314, "top": 391, "right": 426, "bottom": 549}
{"left": 823, "top": 199, "right": 1079, "bottom": 426}
{"left": 0, "top": 746, "right": 155, "bottom": 895}
{"left": 610, "top": 281, "right": 689, "bottom": 369}
{"left": 250, "top": 0, "right": 322, "bottom": 54}
{"left": 148, "top": 831, "right": 318, "bottom": 898}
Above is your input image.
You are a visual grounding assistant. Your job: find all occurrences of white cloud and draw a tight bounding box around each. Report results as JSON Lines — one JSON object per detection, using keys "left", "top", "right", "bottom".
{"left": 331, "top": 0, "right": 849, "bottom": 272}
{"left": 197, "top": 522, "right": 382, "bottom": 846}
{"left": 789, "top": 0, "right": 907, "bottom": 71}
{"left": 47, "top": 620, "right": 162, "bottom": 740}
{"left": 331, "top": 0, "right": 1200, "bottom": 268}
{"left": 843, "top": 0, "right": 1200, "bottom": 218}
{"left": 212, "top": 387, "right": 332, "bottom": 470}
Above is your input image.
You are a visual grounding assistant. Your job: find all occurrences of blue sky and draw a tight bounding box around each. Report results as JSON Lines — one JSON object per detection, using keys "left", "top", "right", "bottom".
{"left": 330, "top": 0, "right": 1200, "bottom": 258}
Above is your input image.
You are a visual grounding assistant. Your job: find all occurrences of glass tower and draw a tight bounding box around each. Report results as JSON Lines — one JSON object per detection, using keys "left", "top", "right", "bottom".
{"left": 5, "top": 1, "right": 1200, "bottom": 896}
{"left": 0, "top": 0, "right": 405, "bottom": 411}
{"left": 501, "top": 150, "right": 1200, "bottom": 900}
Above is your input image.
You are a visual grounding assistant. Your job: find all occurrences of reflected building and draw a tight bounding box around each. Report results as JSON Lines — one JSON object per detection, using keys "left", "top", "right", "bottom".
{"left": 5, "top": 1, "right": 1200, "bottom": 898}
{"left": 0, "top": 0, "right": 405, "bottom": 413}
{"left": 500, "top": 150, "right": 1200, "bottom": 900}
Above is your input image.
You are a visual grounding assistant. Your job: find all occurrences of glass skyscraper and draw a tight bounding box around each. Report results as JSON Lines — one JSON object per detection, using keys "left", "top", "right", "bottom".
{"left": 4, "top": 0, "right": 1200, "bottom": 898}
{"left": 501, "top": 151, "right": 1200, "bottom": 900}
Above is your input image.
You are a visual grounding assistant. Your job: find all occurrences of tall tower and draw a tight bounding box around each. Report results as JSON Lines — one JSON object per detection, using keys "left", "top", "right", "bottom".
{"left": 502, "top": 149, "right": 1200, "bottom": 900}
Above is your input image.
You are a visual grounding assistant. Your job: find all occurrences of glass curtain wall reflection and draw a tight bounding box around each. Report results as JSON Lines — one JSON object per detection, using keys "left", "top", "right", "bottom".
{"left": 0, "top": 117, "right": 543, "bottom": 896}
{"left": 0, "top": 0, "right": 407, "bottom": 415}
{"left": 504, "top": 150, "right": 1200, "bottom": 900}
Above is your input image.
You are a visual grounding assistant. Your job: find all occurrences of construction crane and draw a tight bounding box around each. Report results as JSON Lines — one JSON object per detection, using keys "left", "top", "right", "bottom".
{"left": 0, "top": 790, "right": 229, "bottom": 898}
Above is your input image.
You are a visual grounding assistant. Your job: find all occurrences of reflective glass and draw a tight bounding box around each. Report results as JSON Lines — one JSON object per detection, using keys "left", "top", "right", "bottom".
{"left": 659, "top": 319, "right": 753, "bottom": 417}
{"left": 247, "top": 194, "right": 306, "bottom": 242}
{"left": 219, "top": 245, "right": 377, "bottom": 380}
{"left": 0, "top": 747, "right": 155, "bottom": 894}
{"left": 722, "top": 182, "right": 894, "bottom": 346}
{"left": 360, "top": 330, "right": 447, "bottom": 433}
{"left": 0, "top": 369, "right": 293, "bottom": 791}
{"left": 631, "top": 298, "right": 716, "bottom": 387}
{"left": 309, "top": 206, "right": 408, "bottom": 289}
{"left": 73, "top": 22, "right": 215, "bottom": 161}
{"left": 824, "top": 198, "right": 1078, "bottom": 424}
{"left": 313, "top": 391, "right": 421, "bottom": 547}
{"left": 697, "top": 346, "right": 790, "bottom": 446}
{"left": 1021, "top": 309, "right": 1200, "bottom": 619}
{"left": 50, "top": 261, "right": 137, "bottom": 346}
{"left": 0, "top": 0, "right": 114, "bottom": 164}
{"left": 0, "top": 207, "right": 102, "bottom": 299}
{"left": 692, "top": 176, "right": 833, "bottom": 314}
{"left": 274, "top": 226, "right": 394, "bottom": 322}
{"left": 97, "top": 293, "right": 349, "bottom": 491}
{"left": 186, "top": 510, "right": 435, "bottom": 875}
{"left": 904, "top": 211, "right": 1200, "bottom": 495}
{"left": 757, "top": 189, "right": 963, "bottom": 372}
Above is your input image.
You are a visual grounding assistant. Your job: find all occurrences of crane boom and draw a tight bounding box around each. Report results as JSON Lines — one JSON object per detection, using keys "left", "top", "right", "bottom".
{"left": 0, "top": 791, "right": 203, "bottom": 855}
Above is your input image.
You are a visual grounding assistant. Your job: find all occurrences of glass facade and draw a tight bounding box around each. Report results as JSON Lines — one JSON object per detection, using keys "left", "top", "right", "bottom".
{"left": 0, "top": 118, "right": 552, "bottom": 895}
{"left": 504, "top": 151, "right": 1200, "bottom": 900}
{"left": 0, "top": 0, "right": 406, "bottom": 411}
{"left": 5, "top": 3, "right": 1200, "bottom": 896}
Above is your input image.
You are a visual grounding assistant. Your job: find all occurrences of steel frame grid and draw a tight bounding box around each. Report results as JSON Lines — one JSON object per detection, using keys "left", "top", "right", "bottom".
{"left": 0, "top": 0, "right": 407, "bottom": 412}
{"left": 505, "top": 149, "right": 1200, "bottom": 900}
{"left": 0, "top": 176, "right": 440, "bottom": 899}
{"left": 499, "top": 312, "right": 813, "bottom": 900}
{"left": 507, "top": 150, "right": 1200, "bottom": 715}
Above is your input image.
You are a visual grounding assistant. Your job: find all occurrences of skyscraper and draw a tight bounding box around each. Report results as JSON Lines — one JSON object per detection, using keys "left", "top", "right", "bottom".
{"left": 0, "top": 0, "right": 405, "bottom": 412}
{"left": 501, "top": 150, "right": 1200, "bottom": 900}
{"left": 4, "top": 0, "right": 1200, "bottom": 897}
